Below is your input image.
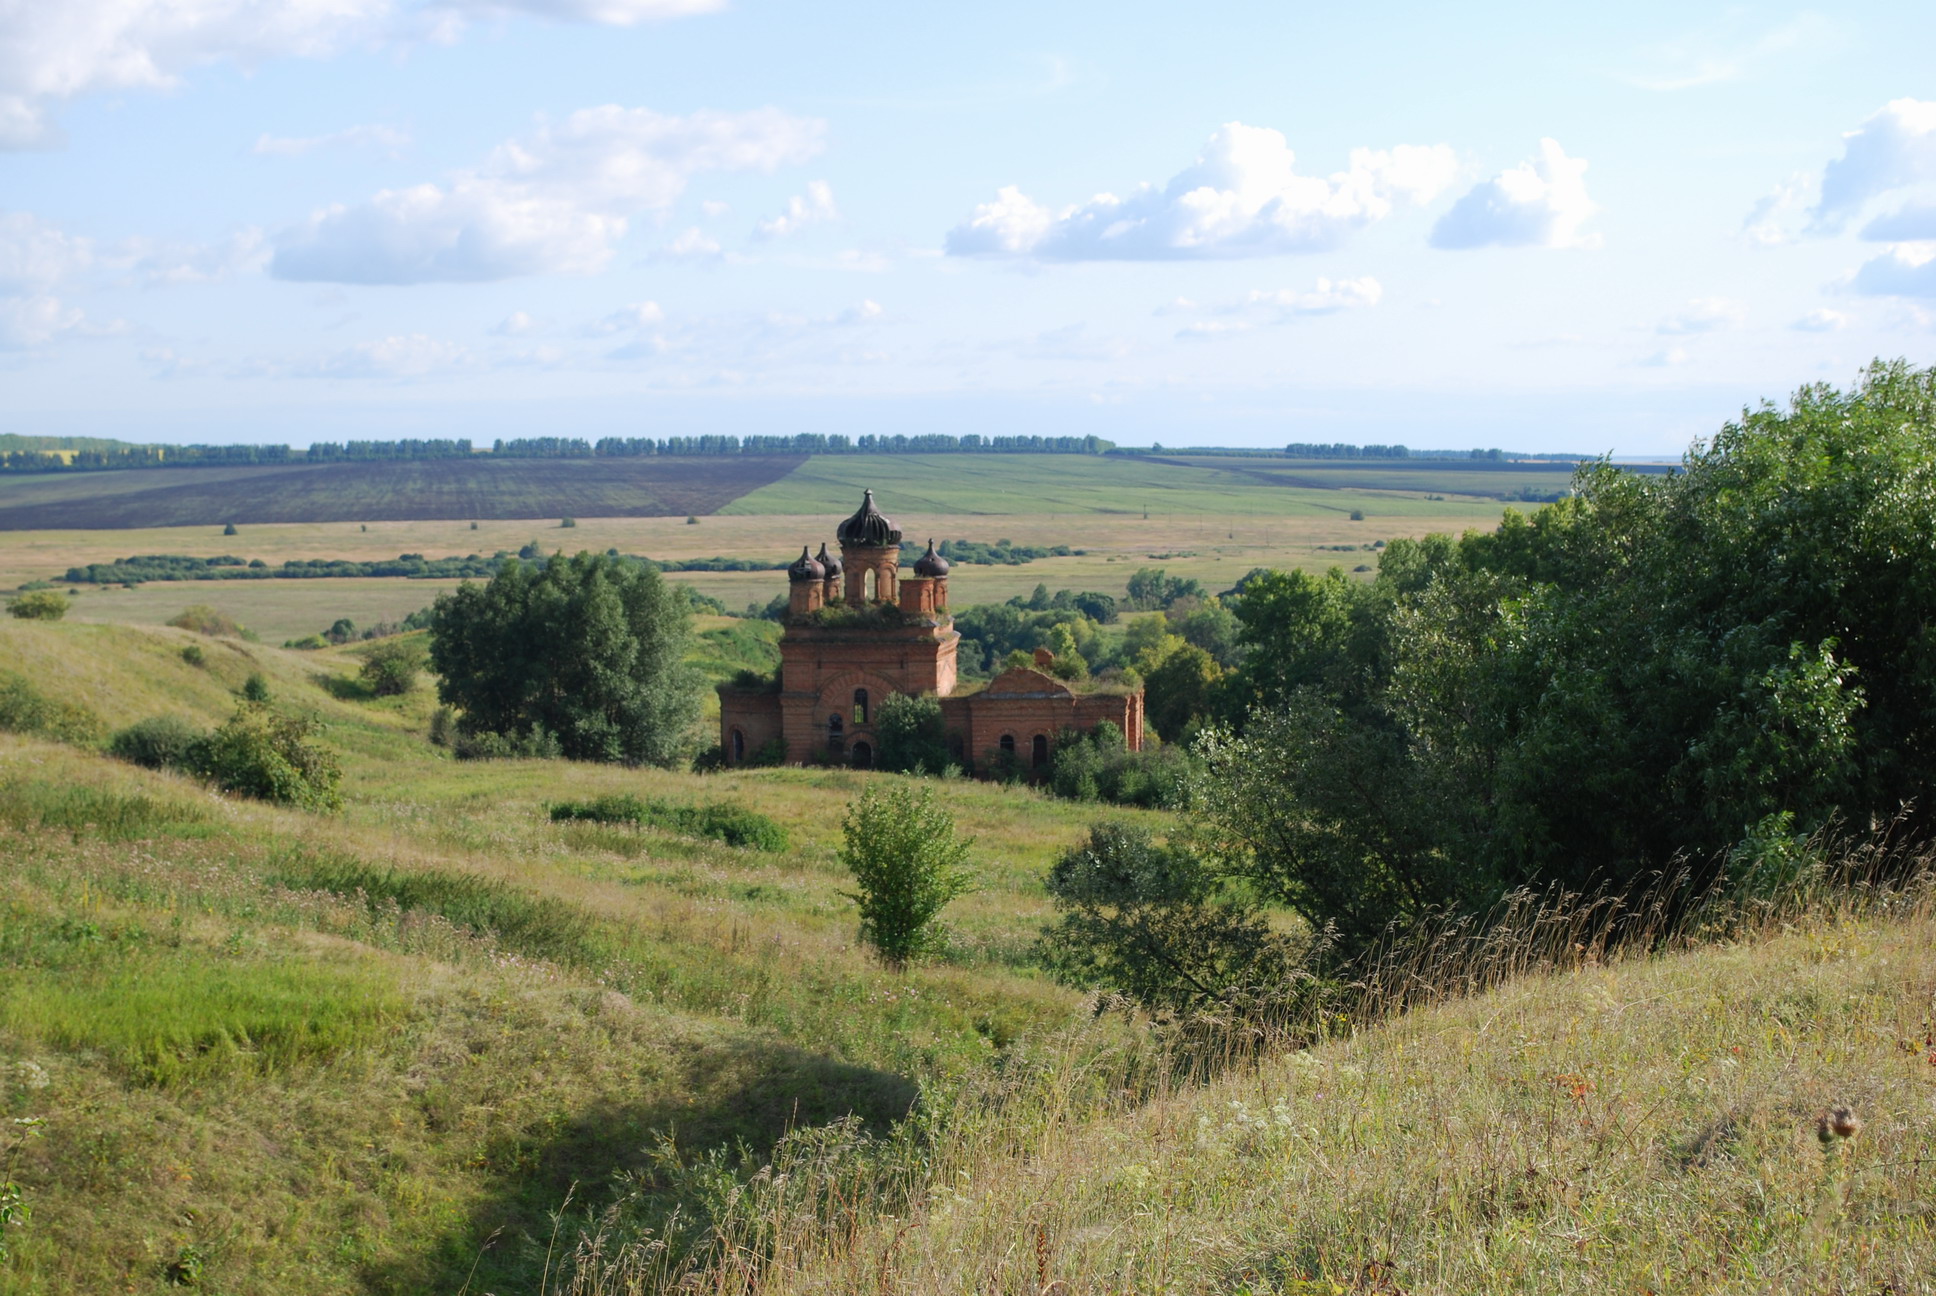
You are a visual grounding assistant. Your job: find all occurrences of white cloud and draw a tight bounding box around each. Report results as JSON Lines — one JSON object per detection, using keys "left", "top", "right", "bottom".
{"left": 1430, "top": 139, "right": 1599, "bottom": 250}
{"left": 946, "top": 123, "right": 1456, "bottom": 260}
{"left": 1850, "top": 243, "right": 1936, "bottom": 298}
{"left": 1792, "top": 308, "right": 1849, "bottom": 331}
{"left": 653, "top": 226, "right": 723, "bottom": 261}
{"left": 0, "top": 1, "right": 727, "bottom": 150}
{"left": 1165, "top": 276, "right": 1382, "bottom": 338}
{"left": 584, "top": 300, "right": 666, "bottom": 334}
{"left": 315, "top": 332, "right": 470, "bottom": 378}
{"left": 0, "top": 210, "right": 92, "bottom": 291}
{"left": 254, "top": 124, "right": 410, "bottom": 158}
{"left": 1860, "top": 202, "right": 1936, "bottom": 241}
{"left": 118, "top": 228, "right": 267, "bottom": 286}
{"left": 0, "top": 292, "right": 88, "bottom": 348}
{"left": 1740, "top": 173, "right": 1811, "bottom": 247}
{"left": 1811, "top": 99, "right": 1936, "bottom": 232}
{"left": 1637, "top": 346, "right": 1691, "bottom": 368}
{"left": 490, "top": 309, "right": 535, "bottom": 335}
{"left": 271, "top": 105, "right": 823, "bottom": 283}
{"left": 1656, "top": 297, "right": 1744, "bottom": 335}
{"left": 755, "top": 180, "right": 838, "bottom": 239}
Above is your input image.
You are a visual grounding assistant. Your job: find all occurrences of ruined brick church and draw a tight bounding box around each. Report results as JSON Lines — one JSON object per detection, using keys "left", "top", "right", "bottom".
{"left": 718, "top": 490, "right": 1143, "bottom": 772}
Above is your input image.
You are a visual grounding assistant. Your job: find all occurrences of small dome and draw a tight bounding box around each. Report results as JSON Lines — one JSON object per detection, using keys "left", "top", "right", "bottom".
{"left": 787, "top": 545, "right": 825, "bottom": 582}
{"left": 816, "top": 542, "right": 842, "bottom": 579}
{"left": 836, "top": 489, "right": 902, "bottom": 548}
{"left": 913, "top": 538, "right": 950, "bottom": 578}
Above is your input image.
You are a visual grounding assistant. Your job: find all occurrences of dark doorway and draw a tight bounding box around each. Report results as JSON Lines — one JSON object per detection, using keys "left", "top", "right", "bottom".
{"left": 1031, "top": 734, "right": 1049, "bottom": 769}
{"left": 731, "top": 729, "right": 745, "bottom": 763}
{"left": 999, "top": 733, "right": 1015, "bottom": 756}
{"left": 851, "top": 740, "right": 873, "bottom": 769}
{"left": 828, "top": 714, "right": 844, "bottom": 756}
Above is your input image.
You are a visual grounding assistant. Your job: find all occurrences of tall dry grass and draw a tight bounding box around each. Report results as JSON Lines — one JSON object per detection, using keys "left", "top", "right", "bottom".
{"left": 557, "top": 833, "right": 1936, "bottom": 1296}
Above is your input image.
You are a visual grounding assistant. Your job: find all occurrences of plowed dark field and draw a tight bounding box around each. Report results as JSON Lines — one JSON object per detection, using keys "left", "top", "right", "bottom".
{"left": 0, "top": 455, "right": 807, "bottom": 529}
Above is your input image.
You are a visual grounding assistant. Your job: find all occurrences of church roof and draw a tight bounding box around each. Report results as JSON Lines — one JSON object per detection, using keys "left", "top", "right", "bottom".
{"left": 816, "top": 542, "right": 842, "bottom": 578}
{"left": 787, "top": 545, "right": 825, "bottom": 582}
{"left": 836, "top": 489, "right": 902, "bottom": 548}
{"left": 912, "top": 538, "right": 950, "bottom": 577}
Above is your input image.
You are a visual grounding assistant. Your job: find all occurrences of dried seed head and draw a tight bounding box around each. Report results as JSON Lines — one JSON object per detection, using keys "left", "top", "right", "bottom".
{"left": 1817, "top": 1105, "right": 1862, "bottom": 1143}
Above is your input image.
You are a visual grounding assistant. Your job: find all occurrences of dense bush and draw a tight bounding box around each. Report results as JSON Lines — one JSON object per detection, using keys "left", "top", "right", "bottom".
{"left": 6, "top": 590, "right": 68, "bottom": 620}
{"left": 1192, "top": 360, "right": 1936, "bottom": 959}
{"left": 875, "top": 693, "right": 949, "bottom": 774}
{"left": 192, "top": 704, "right": 343, "bottom": 811}
{"left": 358, "top": 639, "right": 422, "bottom": 696}
{"left": 108, "top": 716, "right": 203, "bottom": 771}
{"left": 451, "top": 725, "right": 562, "bottom": 760}
{"left": 838, "top": 784, "right": 973, "bottom": 969}
{"left": 1047, "top": 722, "right": 1196, "bottom": 808}
{"left": 0, "top": 672, "right": 106, "bottom": 745}
{"left": 548, "top": 794, "right": 788, "bottom": 850}
{"left": 1040, "top": 823, "right": 1299, "bottom": 1013}
{"left": 429, "top": 551, "right": 700, "bottom": 766}
{"left": 167, "top": 604, "right": 245, "bottom": 637}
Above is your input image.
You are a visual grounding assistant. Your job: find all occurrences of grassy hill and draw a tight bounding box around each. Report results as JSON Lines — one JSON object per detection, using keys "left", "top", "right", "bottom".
{"left": 4, "top": 616, "right": 1926, "bottom": 1294}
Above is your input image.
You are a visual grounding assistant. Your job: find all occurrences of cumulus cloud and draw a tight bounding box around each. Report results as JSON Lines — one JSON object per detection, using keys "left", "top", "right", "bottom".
{"left": 1430, "top": 139, "right": 1599, "bottom": 250}
{"left": 0, "top": 293, "right": 89, "bottom": 348}
{"left": 1628, "top": 14, "right": 1835, "bottom": 92}
{"left": 118, "top": 228, "right": 267, "bottom": 286}
{"left": 0, "top": 0, "right": 726, "bottom": 150}
{"left": 1811, "top": 98, "right": 1936, "bottom": 232}
{"left": 1860, "top": 202, "right": 1936, "bottom": 241}
{"left": 490, "top": 309, "right": 535, "bottom": 335}
{"left": 1740, "top": 173, "right": 1811, "bottom": 247}
{"left": 1656, "top": 297, "right": 1744, "bottom": 334}
{"left": 755, "top": 180, "right": 837, "bottom": 239}
{"left": 653, "top": 226, "right": 723, "bottom": 261}
{"left": 0, "top": 210, "right": 92, "bottom": 291}
{"left": 946, "top": 123, "right": 1456, "bottom": 260}
{"left": 271, "top": 106, "right": 823, "bottom": 283}
{"left": 583, "top": 300, "right": 665, "bottom": 334}
{"left": 1792, "top": 308, "right": 1849, "bottom": 331}
{"left": 1637, "top": 346, "right": 1691, "bottom": 368}
{"left": 1851, "top": 243, "right": 1936, "bottom": 298}
{"left": 255, "top": 124, "right": 410, "bottom": 158}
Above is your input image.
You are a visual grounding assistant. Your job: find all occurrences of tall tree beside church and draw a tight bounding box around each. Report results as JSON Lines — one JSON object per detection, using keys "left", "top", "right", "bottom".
{"left": 429, "top": 552, "right": 700, "bottom": 766}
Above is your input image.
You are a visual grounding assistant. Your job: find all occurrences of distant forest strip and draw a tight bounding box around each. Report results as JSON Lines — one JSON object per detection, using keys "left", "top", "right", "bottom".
{"left": 1, "top": 432, "right": 1118, "bottom": 475}
{"left": 62, "top": 540, "right": 1075, "bottom": 586}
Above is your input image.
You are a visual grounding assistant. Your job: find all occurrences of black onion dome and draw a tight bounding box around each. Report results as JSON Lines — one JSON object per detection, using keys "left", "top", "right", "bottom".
{"left": 836, "top": 489, "right": 902, "bottom": 548}
{"left": 913, "top": 538, "right": 950, "bottom": 577}
{"left": 787, "top": 545, "right": 825, "bottom": 582}
{"left": 815, "top": 542, "right": 842, "bottom": 578}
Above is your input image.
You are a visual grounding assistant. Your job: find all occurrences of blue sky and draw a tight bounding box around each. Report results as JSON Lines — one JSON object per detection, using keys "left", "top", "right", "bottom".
{"left": 3, "top": 1, "right": 1934, "bottom": 453}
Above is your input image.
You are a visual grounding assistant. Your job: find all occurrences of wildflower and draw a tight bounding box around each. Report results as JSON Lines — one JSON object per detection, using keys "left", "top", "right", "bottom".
{"left": 1817, "top": 1105, "right": 1861, "bottom": 1144}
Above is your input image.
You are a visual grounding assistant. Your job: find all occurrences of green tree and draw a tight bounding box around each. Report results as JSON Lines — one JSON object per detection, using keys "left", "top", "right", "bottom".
{"left": 1144, "top": 643, "right": 1221, "bottom": 742}
{"left": 360, "top": 639, "right": 423, "bottom": 697}
{"left": 838, "top": 784, "right": 974, "bottom": 969}
{"left": 429, "top": 552, "right": 700, "bottom": 766}
{"left": 192, "top": 704, "right": 343, "bottom": 811}
{"left": 875, "top": 692, "right": 949, "bottom": 774}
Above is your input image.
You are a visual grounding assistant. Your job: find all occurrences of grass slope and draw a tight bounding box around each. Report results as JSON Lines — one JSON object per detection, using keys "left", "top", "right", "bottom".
{"left": 0, "top": 617, "right": 1131, "bottom": 1294}
{"left": 0, "top": 456, "right": 807, "bottom": 530}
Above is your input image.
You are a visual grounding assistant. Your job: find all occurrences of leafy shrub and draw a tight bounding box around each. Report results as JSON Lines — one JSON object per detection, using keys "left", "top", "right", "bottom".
{"left": 222, "top": 522, "right": 238, "bottom": 536}
{"left": 180, "top": 644, "right": 205, "bottom": 667}
{"left": 283, "top": 635, "right": 327, "bottom": 650}
{"left": 359, "top": 639, "right": 422, "bottom": 696}
{"left": 192, "top": 704, "right": 343, "bottom": 811}
{"left": 547, "top": 794, "right": 789, "bottom": 851}
{"left": 6, "top": 590, "right": 68, "bottom": 620}
{"left": 1041, "top": 823, "right": 1298, "bottom": 1013}
{"left": 452, "top": 725, "right": 562, "bottom": 760}
{"left": 167, "top": 604, "right": 244, "bottom": 637}
{"left": 428, "top": 706, "right": 456, "bottom": 748}
{"left": 0, "top": 672, "right": 106, "bottom": 746}
{"left": 1047, "top": 722, "right": 1197, "bottom": 808}
{"left": 240, "top": 672, "right": 272, "bottom": 703}
{"left": 876, "top": 692, "right": 948, "bottom": 774}
{"left": 838, "top": 784, "right": 973, "bottom": 969}
{"left": 108, "top": 716, "right": 204, "bottom": 771}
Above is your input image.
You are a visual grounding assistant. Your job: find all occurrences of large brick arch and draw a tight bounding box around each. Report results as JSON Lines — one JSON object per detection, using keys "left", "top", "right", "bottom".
{"left": 813, "top": 669, "right": 903, "bottom": 722}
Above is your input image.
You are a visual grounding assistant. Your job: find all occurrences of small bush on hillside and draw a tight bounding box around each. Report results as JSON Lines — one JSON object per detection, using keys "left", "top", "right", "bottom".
{"left": 453, "top": 724, "right": 562, "bottom": 760}
{"left": 6, "top": 590, "right": 68, "bottom": 620}
{"left": 1048, "top": 723, "right": 1197, "bottom": 808}
{"left": 428, "top": 705, "right": 456, "bottom": 748}
{"left": 240, "top": 672, "right": 272, "bottom": 703}
{"left": 193, "top": 704, "right": 343, "bottom": 811}
{"left": 180, "top": 645, "right": 205, "bottom": 667}
{"left": 167, "top": 604, "right": 244, "bottom": 637}
{"left": 283, "top": 635, "right": 327, "bottom": 650}
{"left": 109, "top": 716, "right": 204, "bottom": 771}
{"left": 839, "top": 784, "right": 974, "bottom": 970}
{"left": 0, "top": 672, "right": 106, "bottom": 746}
{"left": 548, "top": 795, "right": 789, "bottom": 851}
{"left": 222, "top": 522, "right": 238, "bottom": 536}
{"left": 359, "top": 639, "right": 422, "bottom": 697}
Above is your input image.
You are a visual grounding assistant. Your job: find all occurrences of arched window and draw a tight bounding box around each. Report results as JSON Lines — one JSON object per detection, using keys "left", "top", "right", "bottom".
{"left": 851, "top": 740, "right": 874, "bottom": 770}
{"left": 863, "top": 568, "right": 877, "bottom": 601}
{"left": 828, "top": 714, "right": 844, "bottom": 755}
{"left": 731, "top": 729, "right": 745, "bottom": 763}
{"left": 999, "top": 733, "right": 1015, "bottom": 756}
{"left": 1031, "top": 734, "right": 1049, "bottom": 769}
{"left": 853, "top": 688, "right": 869, "bottom": 725}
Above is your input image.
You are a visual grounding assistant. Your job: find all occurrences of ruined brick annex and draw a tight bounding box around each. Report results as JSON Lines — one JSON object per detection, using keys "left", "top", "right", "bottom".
{"left": 717, "top": 490, "right": 1144, "bottom": 773}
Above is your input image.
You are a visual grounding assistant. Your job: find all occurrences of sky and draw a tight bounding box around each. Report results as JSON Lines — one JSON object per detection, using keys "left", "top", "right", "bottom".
{"left": 3, "top": 1, "right": 1935, "bottom": 455}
